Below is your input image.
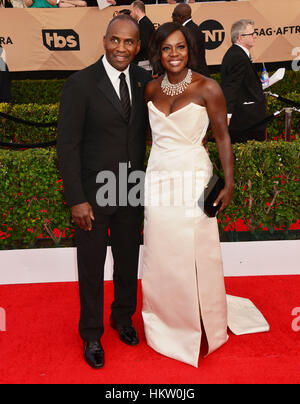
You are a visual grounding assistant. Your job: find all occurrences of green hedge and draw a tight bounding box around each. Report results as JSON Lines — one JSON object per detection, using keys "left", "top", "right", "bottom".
{"left": 266, "top": 90, "right": 300, "bottom": 140}
{"left": 1, "top": 97, "right": 297, "bottom": 144}
{"left": 0, "top": 148, "right": 72, "bottom": 249}
{"left": 11, "top": 79, "right": 65, "bottom": 105}
{"left": 9, "top": 71, "right": 299, "bottom": 105}
{"left": 0, "top": 140, "right": 299, "bottom": 249}
{"left": 0, "top": 103, "right": 58, "bottom": 144}
{"left": 208, "top": 140, "right": 300, "bottom": 235}
{"left": 0, "top": 71, "right": 298, "bottom": 249}
{"left": 1, "top": 71, "right": 298, "bottom": 143}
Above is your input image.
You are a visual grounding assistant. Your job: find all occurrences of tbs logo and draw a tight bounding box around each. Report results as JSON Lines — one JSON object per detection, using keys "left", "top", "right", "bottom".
{"left": 42, "top": 30, "right": 80, "bottom": 51}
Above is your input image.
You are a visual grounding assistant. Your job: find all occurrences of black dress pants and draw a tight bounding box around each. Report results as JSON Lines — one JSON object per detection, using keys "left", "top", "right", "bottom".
{"left": 230, "top": 129, "right": 266, "bottom": 144}
{"left": 0, "top": 71, "right": 10, "bottom": 102}
{"left": 76, "top": 206, "right": 142, "bottom": 342}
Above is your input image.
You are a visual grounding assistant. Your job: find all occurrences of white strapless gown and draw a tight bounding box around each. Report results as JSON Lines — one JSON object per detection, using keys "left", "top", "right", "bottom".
{"left": 142, "top": 101, "right": 269, "bottom": 368}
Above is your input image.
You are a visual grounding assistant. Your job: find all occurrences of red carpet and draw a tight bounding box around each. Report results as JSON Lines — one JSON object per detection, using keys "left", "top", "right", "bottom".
{"left": 0, "top": 276, "right": 299, "bottom": 384}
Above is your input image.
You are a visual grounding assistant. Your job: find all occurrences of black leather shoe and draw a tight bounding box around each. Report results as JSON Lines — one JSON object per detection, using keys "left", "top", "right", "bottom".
{"left": 110, "top": 318, "right": 139, "bottom": 346}
{"left": 84, "top": 341, "right": 105, "bottom": 369}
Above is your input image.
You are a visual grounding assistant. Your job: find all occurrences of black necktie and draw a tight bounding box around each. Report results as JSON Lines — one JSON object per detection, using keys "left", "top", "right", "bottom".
{"left": 119, "top": 73, "right": 131, "bottom": 122}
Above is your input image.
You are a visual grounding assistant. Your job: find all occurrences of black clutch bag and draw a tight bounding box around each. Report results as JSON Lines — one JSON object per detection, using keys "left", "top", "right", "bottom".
{"left": 198, "top": 174, "right": 225, "bottom": 217}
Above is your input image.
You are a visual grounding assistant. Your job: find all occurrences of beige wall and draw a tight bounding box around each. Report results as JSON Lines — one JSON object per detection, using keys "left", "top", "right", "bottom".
{"left": 1, "top": 0, "right": 299, "bottom": 71}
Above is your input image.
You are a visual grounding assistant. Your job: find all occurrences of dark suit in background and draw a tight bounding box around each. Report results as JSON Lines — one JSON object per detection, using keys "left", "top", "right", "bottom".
{"left": 134, "top": 15, "right": 155, "bottom": 63}
{"left": 0, "top": 46, "right": 10, "bottom": 102}
{"left": 185, "top": 20, "right": 210, "bottom": 77}
{"left": 221, "top": 44, "right": 266, "bottom": 144}
{"left": 57, "top": 57, "right": 151, "bottom": 342}
{"left": 172, "top": 4, "right": 210, "bottom": 78}
{"left": 0, "top": 72, "right": 10, "bottom": 102}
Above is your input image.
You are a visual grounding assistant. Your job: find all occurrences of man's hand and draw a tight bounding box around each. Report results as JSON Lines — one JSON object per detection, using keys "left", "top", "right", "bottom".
{"left": 72, "top": 202, "right": 94, "bottom": 231}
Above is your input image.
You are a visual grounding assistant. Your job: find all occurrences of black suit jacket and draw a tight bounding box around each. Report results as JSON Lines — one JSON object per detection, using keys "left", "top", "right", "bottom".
{"left": 185, "top": 20, "right": 210, "bottom": 78}
{"left": 221, "top": 44, "right": 266, "bottom": 135}
{"left": 57, "top": 57, "right": 151, "bottom": 214}
{"left": 0, "top": 46, "right": 10, "bottom": 102}
{"left": 134, "top": 16, "right": 155, "bottom": 63}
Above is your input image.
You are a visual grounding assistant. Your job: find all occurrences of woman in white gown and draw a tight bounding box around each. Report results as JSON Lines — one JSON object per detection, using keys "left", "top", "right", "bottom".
{"left": 142, "top": 23, "right": 268, "bottom": 368}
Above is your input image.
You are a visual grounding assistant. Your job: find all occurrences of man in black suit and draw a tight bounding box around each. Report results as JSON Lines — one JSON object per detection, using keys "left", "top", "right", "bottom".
{"left": 221, "top": 19, "right": 266, "bottom": 144}
{"left": 172, "top": 3, "right": 210, "bottom": 77}
{"left": 130, "top": 1, "right": 155, "bottom": 65}
{"left": 0, "top": 46, "right": 10, "bottom": 103}
{"left": 57, "top": 15, "right": 151, "bottom": 369}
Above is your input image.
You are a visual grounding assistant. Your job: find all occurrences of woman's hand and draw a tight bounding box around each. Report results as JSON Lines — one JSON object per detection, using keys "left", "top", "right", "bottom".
{"left": 213, "top": 183, "right": 235, "bottom": 213}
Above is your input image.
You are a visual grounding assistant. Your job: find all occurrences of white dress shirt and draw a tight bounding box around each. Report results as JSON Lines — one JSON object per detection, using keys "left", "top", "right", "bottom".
{"left": 182, "top": 19, "right": 192, "bottom": 27}
{"left": 102, "top": 54, "right": 132, "bottom": 104}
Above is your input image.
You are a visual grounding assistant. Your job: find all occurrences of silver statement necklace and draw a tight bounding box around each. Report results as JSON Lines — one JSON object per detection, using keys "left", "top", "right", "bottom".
{"left": 161, "top": 69, "right": 192, "bottom": 97}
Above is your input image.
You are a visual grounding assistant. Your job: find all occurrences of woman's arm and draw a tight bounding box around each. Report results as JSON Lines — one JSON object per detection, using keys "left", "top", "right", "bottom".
{"left": 59, "top": 0, "right": 87, "bottom": 6}
{"left": 144, "top": 79, "right": 157, "bottom": 104}
{"left": 46, "top": 0, "right": 58, "bottom": 6}
{"left": 202, "top": 79, "right": 235, "bottom": 212}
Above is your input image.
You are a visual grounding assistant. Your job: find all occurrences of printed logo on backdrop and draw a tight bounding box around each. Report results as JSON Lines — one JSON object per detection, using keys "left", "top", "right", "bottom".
{"left": 0, "top": 37, "right": 13, "bottom": 46}
{"left": 255, "top": 25, "right": 300, "bottom": 37}
{"left": 42, "top": 30, "right": 80, "bottom": 51}
{"left": 199, "top": 20, "right": 226, "bottom": 50}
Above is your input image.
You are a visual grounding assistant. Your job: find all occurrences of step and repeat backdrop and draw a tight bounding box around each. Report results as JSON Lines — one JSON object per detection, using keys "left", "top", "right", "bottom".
{"left": 0, "top": 0, "right": 299, "bottom": 71}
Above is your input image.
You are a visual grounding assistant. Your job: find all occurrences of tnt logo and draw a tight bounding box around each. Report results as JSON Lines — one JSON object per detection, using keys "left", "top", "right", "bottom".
{"left": 42, "top": 30, "right": 80, "bottom": 51}
{"left": 0, "top": 307, "right": 6, "bottom": 332}
{"left": 199, "top": 20, "right": 226, "bottom": 50}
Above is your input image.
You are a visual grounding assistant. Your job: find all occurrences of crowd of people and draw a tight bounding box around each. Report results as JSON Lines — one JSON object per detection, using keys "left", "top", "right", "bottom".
{"left": 0, "top": 0, "right": 239, "bottom": 8}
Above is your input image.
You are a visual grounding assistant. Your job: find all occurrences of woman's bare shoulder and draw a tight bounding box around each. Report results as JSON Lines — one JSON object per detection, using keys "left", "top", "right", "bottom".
{"left": 191, "top": 73, "right": 223, "bottom": 103}
{"left": 192, "top": 72, "right": 220, "bottom": 92}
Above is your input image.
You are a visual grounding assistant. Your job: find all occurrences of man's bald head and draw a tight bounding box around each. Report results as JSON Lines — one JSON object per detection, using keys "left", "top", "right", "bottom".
{"left": 105, "top": 14, "right": 140, "bottom": 38}
{"left": 172, "top": 4, "right": 192, "bottom": 25}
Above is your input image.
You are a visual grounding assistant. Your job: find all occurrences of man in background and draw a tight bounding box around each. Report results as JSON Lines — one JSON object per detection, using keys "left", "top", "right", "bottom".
{"left": 172, "top": 3, "right": 210, "bottom": 77}
{"left": 221, "top": 19, "right": 266, "bottom": 143}
{"left": 131, "top": 1, "right": 155, "bottom": 65}
{"left": 0, "top": 46, "right": 10, "bottom": 103}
